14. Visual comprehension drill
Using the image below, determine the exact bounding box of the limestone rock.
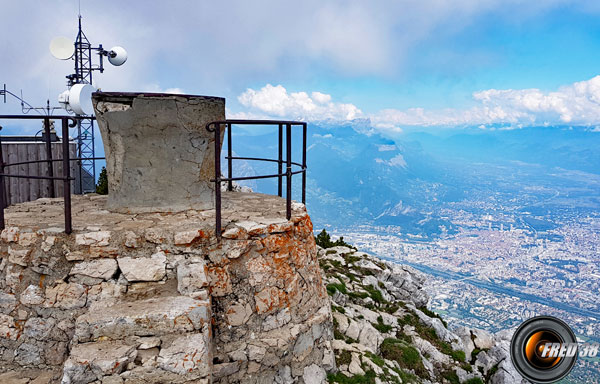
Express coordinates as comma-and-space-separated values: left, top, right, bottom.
8, 247, 32, 266
226, 302, 252, 326
177, 260, 209, 296
157, 333, 210, 377
174, 229, 207, 245
75, 296, 210, 342
1, 226, 19, 242
472, 328, 494, 350
19, 285, 44, 306
0, 292, 18, 313
0, 314, 17, 340
75, 231, 111, 247
303, 364, 326, 383
358, 322, 384, 352
45, 283, 87, 309
14, 342, 43, 366
70, 259, 118, 281
62, 341, 136, 382
18, 232, 38, 247
138, 336, 161, 350
24, 317, 56, 340
117, 251, 166, 282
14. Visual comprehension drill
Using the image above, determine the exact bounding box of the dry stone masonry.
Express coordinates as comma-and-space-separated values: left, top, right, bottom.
0, 192, 334, 383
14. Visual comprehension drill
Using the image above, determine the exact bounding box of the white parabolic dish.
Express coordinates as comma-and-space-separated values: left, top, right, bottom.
69, 84, 95, 115
49, 37, 74, 60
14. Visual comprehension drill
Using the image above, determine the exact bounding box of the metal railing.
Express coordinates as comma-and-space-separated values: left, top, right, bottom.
0, 115, 104, 234
206, 120, 307, 237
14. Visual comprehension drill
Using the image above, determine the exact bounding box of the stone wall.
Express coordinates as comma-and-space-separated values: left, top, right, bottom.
0, 192, 334, 383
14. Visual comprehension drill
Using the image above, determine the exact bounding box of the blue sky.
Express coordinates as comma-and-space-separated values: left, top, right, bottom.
2, 1, 600, 135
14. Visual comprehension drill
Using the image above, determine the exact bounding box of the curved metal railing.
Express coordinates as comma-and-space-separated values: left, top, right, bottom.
206, 120, 307, 237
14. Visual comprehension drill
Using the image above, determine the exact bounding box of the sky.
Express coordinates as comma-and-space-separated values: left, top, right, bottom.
2, 0, 600, 136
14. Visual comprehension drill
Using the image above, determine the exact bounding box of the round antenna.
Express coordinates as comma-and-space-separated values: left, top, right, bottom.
50, 37, 74, 60
107, 46, 127, 66
69, 84, 95, 115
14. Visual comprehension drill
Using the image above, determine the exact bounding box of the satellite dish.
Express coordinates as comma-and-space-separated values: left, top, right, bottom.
68, 84, 95, 115
107, 46, 127, 66
50, 37, 74, 60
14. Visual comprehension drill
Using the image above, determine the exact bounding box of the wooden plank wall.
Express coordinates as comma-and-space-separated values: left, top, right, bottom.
1, 142, 79, 205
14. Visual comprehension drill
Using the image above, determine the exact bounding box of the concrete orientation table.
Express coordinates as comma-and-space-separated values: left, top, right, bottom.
92, 92, 225, 212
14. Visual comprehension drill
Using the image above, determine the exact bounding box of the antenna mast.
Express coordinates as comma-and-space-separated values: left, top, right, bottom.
66, 16, 96, 193
51, 13, 127, 193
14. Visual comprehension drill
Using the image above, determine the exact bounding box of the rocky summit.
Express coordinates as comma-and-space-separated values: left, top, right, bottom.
318, 245, 524, 384
0, 190, 525, 384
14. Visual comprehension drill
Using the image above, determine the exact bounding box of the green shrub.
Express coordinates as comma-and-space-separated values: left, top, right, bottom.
451, 349, 466, 362
441, 371, 460, 384
326, 283, 348, 296
380, 338, 427, 378
348, 291, 369, 300
327, 370, 376, 384
332, 305, 346, 314
363, 285, 386, 305
336, 350, 352, 366
464, 378, 484, 384
365, 351, 385, 367
373, 315, 393, 333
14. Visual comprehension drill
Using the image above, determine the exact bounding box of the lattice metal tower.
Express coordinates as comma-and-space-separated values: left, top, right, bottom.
66, 16, 96, 193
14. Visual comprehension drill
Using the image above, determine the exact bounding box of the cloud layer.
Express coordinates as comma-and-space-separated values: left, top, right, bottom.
236, 76, 600, 131
237, 84, 361, 121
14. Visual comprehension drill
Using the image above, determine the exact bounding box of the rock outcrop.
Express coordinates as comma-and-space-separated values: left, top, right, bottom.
318, 245, 524, 384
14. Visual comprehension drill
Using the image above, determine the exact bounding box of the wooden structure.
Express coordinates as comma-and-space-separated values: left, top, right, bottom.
1, 138, 79, 205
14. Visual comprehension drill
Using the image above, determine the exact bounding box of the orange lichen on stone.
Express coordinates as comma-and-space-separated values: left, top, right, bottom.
254, 286, 288, 314
207, 265, 232, 296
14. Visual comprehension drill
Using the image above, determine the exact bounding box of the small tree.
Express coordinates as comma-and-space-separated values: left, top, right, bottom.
96, 167, 108, 195
315, 229, 334, 248
315, 229, 356, 249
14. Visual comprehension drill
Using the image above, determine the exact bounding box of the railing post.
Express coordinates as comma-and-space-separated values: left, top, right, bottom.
278, 124, 283, 197
302, 123, 307, 205
62, 118, 72, 234
77, 120, 83, 194
43, 117, 55, 198
227, 123, 232, 192
214, 123, 222, 238
0, 128, 5, 231
286, 123, 292, 220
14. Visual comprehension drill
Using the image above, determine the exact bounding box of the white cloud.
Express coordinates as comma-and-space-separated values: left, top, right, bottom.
238, 76, 600, 131
238, 84, 362, 121
371, 75, 600, 130
4, 0, 600, 119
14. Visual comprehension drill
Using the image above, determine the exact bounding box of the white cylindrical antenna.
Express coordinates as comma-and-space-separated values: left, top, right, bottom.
68, 84, 95, 115
107, 46, 128, 66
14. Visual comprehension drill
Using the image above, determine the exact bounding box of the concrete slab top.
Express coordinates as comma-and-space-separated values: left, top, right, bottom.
3, 192, 306, 234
